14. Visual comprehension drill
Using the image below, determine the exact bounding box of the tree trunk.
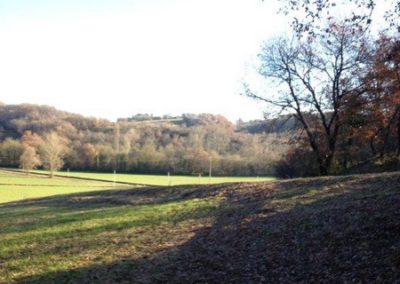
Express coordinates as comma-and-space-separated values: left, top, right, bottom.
342, 136, 353, 171
319, 162, 328, 176
397, 113, 400, 157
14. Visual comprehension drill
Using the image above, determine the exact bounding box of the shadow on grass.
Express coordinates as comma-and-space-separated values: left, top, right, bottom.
0, 185, 225, 267
0, 184, 226, 232
5, 174, 400, 283
0, 183, 226, 209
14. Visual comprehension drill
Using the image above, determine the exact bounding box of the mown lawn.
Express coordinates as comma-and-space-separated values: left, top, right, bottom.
34, 170, 275, 186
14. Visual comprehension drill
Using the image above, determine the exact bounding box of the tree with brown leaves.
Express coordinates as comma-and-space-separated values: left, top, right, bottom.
39, 132, 67, 178
20, 146, 41, 174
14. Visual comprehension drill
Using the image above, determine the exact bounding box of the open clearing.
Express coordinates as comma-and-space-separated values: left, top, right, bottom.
33, 170, 275, 186
0, 172, 399, 283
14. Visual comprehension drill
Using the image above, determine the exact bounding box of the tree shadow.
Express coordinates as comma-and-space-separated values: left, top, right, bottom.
9, 174, 400, 283
0, 183, 230, 210
0, 184, 228, 235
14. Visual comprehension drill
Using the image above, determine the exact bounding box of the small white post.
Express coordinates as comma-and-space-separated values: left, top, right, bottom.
113, 170, 116, 187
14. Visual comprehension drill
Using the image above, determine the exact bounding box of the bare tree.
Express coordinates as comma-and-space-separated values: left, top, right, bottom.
39, 132, 67, 178
245, 24, 370, 175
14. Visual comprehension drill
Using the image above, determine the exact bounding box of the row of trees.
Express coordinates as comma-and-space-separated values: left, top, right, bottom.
1, 132, 66, 177
0, 107, 289, 176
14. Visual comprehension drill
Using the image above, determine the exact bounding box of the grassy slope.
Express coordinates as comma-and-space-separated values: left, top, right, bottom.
0, 172, 129, 203
34, 170, 274, 186
1, 172, 399, 283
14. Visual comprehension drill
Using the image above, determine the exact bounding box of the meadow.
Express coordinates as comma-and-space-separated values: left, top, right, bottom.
0, 172, 398, 282
0, 169, 273, 204
0, 171, 129, 204
34, 170, 275, 186
0, 172, 222, 283
0, 169, 398, 282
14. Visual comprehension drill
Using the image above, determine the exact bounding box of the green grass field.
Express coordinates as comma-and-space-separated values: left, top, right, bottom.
0, 171, 130, 204
0, 172, 399, 282
0, 170, 273, 282
0, 169, 274, 204
34, 170, 275, 186
0, 181, 221, 283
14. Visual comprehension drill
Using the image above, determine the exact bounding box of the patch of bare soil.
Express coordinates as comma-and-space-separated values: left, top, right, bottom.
139, 173, 400, 283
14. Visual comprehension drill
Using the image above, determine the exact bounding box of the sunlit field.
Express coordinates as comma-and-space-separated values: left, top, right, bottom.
34, 170, 275, 186
0, 171, 129, 204
0, 169, 274, 204
0, 186, 220, 283
1, 173, 398, 282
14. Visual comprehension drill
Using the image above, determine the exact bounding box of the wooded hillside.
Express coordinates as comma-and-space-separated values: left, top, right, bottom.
0, 103, 289, 176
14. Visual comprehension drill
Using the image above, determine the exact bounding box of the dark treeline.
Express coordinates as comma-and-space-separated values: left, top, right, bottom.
0, 103, 289, 176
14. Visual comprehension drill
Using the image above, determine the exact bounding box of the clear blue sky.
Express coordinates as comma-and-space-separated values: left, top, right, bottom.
0, 0, 287, 121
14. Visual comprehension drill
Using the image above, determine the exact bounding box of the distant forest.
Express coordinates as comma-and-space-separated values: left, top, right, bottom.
0, 103, 291, 176
1, 101, 399, 178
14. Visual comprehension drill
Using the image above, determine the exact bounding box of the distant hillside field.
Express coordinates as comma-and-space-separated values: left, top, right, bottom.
1, 172, 399, 283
